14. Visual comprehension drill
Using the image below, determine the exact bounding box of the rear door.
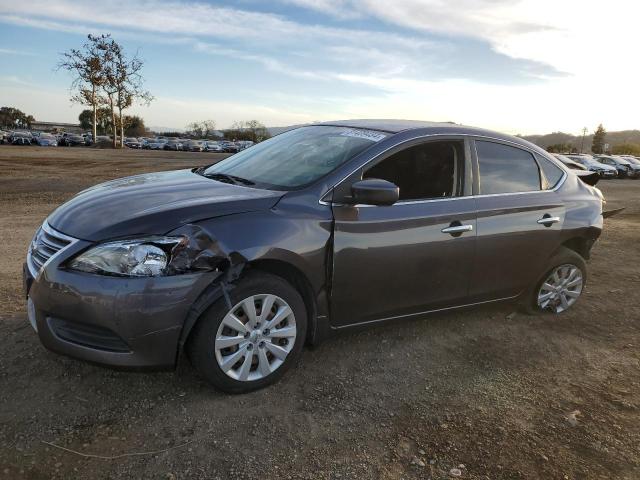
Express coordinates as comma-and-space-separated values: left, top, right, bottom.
468, 139, 566, 302
329, 138, 477, 327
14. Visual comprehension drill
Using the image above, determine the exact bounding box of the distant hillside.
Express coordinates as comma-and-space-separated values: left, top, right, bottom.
520, 130, 640, 152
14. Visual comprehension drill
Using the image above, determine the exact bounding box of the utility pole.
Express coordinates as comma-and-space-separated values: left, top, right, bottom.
580, 127, 587, 153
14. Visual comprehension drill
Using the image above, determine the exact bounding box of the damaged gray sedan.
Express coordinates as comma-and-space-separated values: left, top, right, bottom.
24, 120, 605, 393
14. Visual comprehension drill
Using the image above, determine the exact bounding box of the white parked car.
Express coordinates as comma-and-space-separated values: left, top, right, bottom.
204, 141, 224, 152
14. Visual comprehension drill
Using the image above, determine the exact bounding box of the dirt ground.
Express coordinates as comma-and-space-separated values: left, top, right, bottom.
0, 146, 638, 480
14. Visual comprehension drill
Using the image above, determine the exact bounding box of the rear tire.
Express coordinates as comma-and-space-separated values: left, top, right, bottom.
521, 247, 587, 315
187, 272, 307, 393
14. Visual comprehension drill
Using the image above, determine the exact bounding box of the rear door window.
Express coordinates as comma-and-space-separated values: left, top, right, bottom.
476, 141, 541, 195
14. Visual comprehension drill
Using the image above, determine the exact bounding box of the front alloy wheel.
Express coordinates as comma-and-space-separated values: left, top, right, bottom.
187, 272, 307, 393
537, 264, 583, 313
215, 294, 297, 381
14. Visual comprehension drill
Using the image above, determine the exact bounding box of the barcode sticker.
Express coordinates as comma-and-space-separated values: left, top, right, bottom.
340, 129, 387, 142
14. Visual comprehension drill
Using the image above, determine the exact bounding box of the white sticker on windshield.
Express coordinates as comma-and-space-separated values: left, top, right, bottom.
340, 128, 387, 142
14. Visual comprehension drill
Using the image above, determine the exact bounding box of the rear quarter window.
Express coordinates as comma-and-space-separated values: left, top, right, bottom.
536, 155, 565, 189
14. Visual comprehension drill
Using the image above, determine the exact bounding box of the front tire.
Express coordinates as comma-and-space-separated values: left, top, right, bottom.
187, 272, 307, 393
522, 247, 587, 315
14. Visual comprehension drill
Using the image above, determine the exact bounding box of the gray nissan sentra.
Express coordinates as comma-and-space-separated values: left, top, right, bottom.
24, 120, 605, 393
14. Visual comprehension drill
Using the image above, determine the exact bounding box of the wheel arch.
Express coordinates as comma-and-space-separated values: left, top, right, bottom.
560, 229, 600, 260
247, 258, 318, 345
178, 257, 321, 364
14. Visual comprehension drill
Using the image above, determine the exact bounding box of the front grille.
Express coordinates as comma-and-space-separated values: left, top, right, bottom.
28, 221, 77, 275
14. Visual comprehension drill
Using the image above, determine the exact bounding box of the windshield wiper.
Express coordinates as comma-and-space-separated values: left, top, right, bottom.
202, 172, 255, 186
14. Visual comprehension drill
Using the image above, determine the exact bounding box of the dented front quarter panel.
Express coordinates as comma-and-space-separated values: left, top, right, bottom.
171, 191, 335, 314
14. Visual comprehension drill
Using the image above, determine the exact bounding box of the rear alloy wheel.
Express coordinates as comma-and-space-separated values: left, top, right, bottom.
523, 246, 587, 315
536, 264, 584, 313
188, 273, 307, 393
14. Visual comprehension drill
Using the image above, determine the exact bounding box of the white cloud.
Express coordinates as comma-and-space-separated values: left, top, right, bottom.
280, 0, 361, 19
0, 78, 336, 128
141, 96, 330, 129
0, 0, 638, 133
0, 48, 36, 56
0, 0, 427, 49
276, 0, 639, 79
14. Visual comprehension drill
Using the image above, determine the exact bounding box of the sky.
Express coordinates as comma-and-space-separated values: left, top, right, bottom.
0, 0, 638, 135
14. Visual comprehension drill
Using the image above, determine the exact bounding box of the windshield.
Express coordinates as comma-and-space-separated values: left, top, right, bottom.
203, 126, 388, 190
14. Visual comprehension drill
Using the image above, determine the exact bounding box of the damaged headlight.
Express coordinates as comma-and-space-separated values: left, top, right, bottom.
68, 225, 233, 277
69, 236, 184, 277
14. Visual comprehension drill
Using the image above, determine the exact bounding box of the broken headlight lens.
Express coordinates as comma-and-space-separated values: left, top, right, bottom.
68, 236, 184, 277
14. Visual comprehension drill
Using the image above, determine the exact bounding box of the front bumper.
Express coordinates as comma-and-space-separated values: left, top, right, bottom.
23, 240, 218, 369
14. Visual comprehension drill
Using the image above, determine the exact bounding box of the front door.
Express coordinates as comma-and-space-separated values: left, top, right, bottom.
329, 139, 477, 327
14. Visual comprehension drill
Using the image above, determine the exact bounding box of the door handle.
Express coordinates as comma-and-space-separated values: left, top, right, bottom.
441, 223, 473, 235
537, 215, 560, 226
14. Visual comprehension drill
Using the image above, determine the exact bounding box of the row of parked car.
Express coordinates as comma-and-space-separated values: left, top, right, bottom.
0, 130, 253, 153
0, 130, 79, 146
553, 153, 640, 179
125, 137, 253, 153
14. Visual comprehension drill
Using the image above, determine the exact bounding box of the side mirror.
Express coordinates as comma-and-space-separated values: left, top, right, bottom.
351, 179, 399, 206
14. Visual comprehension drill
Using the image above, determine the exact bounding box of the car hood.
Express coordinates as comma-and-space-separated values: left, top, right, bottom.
47, 169, 284, 241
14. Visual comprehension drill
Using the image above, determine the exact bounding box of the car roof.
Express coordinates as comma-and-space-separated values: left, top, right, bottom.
318, 119, 474, 133
315, 119, 547, 154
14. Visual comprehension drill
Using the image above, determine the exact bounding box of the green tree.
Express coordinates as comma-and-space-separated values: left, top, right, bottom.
79, 108, 113, 134
592, 124, 606, 154
124, 115, 147, 136
0, 107, 34, 129
78, 109, 92, 130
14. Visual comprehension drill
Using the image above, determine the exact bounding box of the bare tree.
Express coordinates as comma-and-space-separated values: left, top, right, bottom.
58, 34, 110, 144
245, 120, 270, 142
186, 120, 217, 138
101, 58, 119, 148
228, 120, 270, 142
201, 119, 217, 138
103, 38, 153, 148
